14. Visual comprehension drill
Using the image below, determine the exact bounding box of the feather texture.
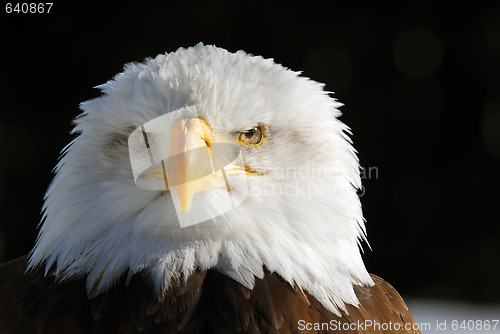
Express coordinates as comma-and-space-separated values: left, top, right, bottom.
28, 44, 372, 314
1, 256, 420, 333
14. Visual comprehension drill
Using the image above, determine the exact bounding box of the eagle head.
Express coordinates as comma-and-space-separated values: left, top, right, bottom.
29, 44, 373, 315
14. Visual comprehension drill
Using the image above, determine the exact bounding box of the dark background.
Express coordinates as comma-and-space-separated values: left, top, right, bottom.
1, 1, 499, 304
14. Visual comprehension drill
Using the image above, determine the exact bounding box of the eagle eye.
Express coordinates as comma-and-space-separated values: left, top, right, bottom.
238, 126, 263, 146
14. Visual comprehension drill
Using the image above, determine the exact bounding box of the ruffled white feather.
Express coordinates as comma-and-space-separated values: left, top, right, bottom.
29, 44, 373, 316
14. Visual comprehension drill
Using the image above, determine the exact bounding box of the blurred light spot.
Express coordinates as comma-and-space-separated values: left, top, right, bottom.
481, 97, 500, 160
393, 27, 443, 79
410, 299, 500, 333
393, 79, 444, 121
303, 46, 352, 95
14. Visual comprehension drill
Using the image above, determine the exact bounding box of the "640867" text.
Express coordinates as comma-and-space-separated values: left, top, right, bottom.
5, 3, 53, 14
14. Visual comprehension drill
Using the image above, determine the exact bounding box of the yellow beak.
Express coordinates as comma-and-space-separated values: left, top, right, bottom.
167, 118, 218, 213
142, 117, 259, 214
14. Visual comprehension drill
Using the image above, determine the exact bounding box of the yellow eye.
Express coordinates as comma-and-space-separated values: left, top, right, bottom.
238, 126, 263, 146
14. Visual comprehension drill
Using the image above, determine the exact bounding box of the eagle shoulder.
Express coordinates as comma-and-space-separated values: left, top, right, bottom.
0, 256, 208, 333
205, 271, 421, 334
0, 258, 420, 334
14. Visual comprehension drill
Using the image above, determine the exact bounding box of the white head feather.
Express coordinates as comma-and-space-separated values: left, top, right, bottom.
29, 44, 373, 315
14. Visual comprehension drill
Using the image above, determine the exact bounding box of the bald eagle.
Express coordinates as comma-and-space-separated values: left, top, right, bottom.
0, 44, 420, 333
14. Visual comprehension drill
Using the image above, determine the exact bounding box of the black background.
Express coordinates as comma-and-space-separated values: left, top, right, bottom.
1, 1, 499, 304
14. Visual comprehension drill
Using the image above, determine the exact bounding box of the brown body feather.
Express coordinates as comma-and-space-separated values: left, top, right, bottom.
0, 256, 420, 334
